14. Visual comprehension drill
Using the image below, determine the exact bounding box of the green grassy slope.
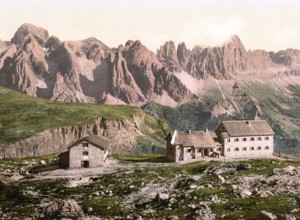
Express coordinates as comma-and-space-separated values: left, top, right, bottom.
243, 82, 300, 154
0, 87, 171, 149
143, 82, 300, 155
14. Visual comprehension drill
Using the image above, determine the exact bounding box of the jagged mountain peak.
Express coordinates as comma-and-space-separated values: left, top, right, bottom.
125, 40, 142, 49
123, 40, 162, 68
11, 23, 49, 46
45, 36, 62, 49
222, 34, 246, 50
1, 23, 300, 108
81, 37, 109, 49
157, 40, 181, 72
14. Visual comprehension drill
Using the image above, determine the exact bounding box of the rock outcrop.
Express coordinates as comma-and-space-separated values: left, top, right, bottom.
0, 112, 147, 158
0, 24, 194, 106
186, 202, 215, 220
157, 41, 181, 72
38, 198, 83, 219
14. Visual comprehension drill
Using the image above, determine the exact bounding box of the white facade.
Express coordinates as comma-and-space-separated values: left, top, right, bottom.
222, 135, 273, 158
166, 120, 275, 161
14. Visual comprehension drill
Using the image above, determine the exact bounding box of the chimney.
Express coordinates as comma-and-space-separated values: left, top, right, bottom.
188, 130, 192, 134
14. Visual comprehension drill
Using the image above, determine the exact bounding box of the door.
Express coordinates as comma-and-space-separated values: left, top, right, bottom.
179, 147, 183, 161
81, 161, 89, 168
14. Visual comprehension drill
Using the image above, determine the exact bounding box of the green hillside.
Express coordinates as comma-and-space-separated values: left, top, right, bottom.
0, 87, 170, 149
243, 82, 300, 154
143, 83, 300, 155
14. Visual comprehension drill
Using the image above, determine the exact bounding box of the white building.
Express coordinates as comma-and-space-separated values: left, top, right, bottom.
215, 120, 274, 158
166, 120, 274, 162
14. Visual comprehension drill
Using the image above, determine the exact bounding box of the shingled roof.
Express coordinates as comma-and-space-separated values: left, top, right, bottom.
219, 120, 274, 137
170, 131, 219, 149
68, 135, 110, 150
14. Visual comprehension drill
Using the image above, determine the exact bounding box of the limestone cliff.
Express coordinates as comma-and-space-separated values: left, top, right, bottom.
0, 112, 154, 158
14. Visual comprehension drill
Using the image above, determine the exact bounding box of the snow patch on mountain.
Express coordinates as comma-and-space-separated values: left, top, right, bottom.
173, 71, 203, 95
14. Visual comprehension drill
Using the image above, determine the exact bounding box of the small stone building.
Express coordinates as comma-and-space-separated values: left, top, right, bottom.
165, 130, 221, 162
59, 135, 109, 169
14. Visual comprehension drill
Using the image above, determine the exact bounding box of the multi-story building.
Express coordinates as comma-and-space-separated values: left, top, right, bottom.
166, 120, 274, 162
215, 120, 274, 158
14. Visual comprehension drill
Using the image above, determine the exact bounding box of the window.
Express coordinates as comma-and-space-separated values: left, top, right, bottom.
242, 147, 247, 151
83, 143, 89, 151
227, 138, 231, 142
210, 149, 213, 152
242, 138, 247, 142
217, 148, 221, 151
250, 137, 255, 141
265, 146, 269, 150
250, 147, 254, 151
257, 146, 262, 150
234, 147, 239, 152
187, 149, 192, 153
83, 151, 88, 156
258, 137, 262, 141
234, 138, 239, 142
197, 149, 202, 153
227, 148, 230, 152
264, 137, 269, 140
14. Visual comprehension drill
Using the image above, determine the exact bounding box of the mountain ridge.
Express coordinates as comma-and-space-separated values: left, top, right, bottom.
1, 23, 300, 107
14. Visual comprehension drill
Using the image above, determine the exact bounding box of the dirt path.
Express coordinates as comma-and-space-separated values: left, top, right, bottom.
31, 159, 176, 180
30, 155, 282, 181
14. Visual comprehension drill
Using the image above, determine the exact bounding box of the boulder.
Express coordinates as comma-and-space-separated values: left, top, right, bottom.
158, 193, 169, 200
38, 198, 83, 218
186, 202, 215, 220
236, 163, 252, 171
279, 214, 296, 220
39, 160, 46, 166
257, 210, 277, 220
239, 189, 252, 198
59, 199, 84, 218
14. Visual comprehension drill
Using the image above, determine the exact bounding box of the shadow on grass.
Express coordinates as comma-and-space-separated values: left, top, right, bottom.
112, 154, 171, 163
29, 164, 59, 174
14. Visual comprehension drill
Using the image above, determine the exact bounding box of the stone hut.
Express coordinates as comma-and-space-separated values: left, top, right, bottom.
165, 130, 221, 162
59, 135, 109, 169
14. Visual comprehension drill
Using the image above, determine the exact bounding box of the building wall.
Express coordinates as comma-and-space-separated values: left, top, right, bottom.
89, 147, 106, 167
182, 146, 195, 161
69, 142, 107, 169
223, 135, 274, 158
166, 142, 176, 162
59, 151, 69, 168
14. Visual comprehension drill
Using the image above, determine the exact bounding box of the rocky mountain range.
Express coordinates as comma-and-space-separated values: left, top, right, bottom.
1, 23, 300, 154
1, 23, 300, 107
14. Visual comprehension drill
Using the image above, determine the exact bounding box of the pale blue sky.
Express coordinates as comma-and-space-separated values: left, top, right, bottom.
0, 0, 300, 52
